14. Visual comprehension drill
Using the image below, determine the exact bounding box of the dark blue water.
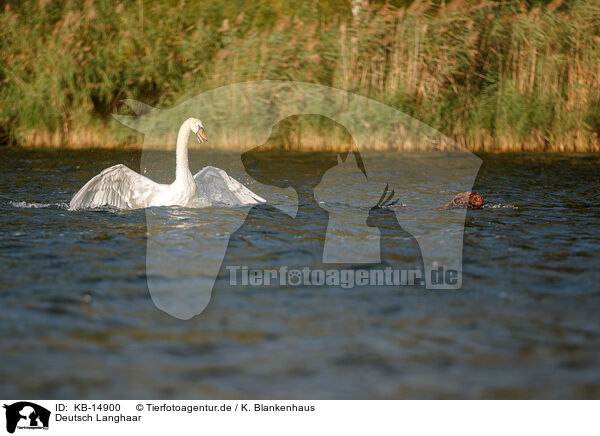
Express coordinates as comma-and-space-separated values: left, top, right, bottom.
1, 147, 599, 398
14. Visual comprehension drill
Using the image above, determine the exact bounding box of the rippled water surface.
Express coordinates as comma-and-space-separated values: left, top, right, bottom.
1, 147, 599, 399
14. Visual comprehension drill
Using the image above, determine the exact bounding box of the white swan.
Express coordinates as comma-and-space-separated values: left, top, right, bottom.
69, 118, 265, 210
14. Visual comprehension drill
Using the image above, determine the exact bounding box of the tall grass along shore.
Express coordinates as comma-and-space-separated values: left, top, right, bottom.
1, 0, 599, 151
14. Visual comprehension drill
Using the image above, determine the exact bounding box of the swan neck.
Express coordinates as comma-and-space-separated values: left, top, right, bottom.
175, 120, 192, 182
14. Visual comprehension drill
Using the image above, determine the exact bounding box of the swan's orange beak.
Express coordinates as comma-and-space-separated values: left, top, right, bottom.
196, 127, 208, 143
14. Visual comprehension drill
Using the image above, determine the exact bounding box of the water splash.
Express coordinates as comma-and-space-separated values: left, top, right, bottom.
483, 203, 518, 209
8, 200, 69, 210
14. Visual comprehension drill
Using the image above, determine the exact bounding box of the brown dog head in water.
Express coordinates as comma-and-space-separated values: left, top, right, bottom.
439, 191, 485, 210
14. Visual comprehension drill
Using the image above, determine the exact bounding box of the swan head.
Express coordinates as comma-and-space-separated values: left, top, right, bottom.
188, 117, 208, 143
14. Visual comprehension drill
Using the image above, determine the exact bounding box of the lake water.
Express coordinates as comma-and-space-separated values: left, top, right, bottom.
1, 147, 599, 399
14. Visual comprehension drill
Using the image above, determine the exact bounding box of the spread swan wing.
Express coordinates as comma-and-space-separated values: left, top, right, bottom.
69, 164, 162, 210
193, 166, 265, 206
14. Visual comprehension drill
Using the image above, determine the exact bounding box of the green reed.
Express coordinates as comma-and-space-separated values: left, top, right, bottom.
0, 0, 599, 151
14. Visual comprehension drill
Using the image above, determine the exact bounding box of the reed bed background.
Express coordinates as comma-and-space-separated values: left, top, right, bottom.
1, 0, 599, 151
